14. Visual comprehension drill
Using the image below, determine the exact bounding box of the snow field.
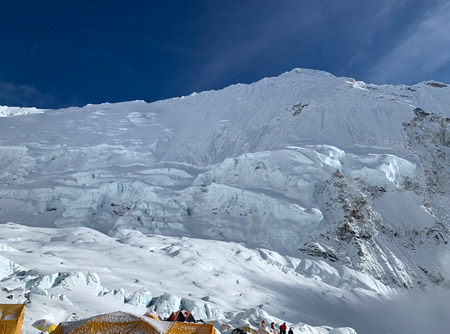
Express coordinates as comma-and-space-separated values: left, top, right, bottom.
0, 223, 383, 333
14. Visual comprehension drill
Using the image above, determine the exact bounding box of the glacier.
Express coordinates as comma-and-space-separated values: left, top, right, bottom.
0, 68, 449, 333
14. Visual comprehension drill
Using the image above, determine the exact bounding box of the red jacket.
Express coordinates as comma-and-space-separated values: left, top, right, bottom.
280, 324, 287, 331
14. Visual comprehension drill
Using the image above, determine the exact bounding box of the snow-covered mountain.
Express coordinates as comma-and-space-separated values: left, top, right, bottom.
1, 69, 450, 333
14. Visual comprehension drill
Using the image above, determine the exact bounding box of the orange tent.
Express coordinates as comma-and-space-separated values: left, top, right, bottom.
52, 311, 173, 334
168, 310, 195, 322
0, 304, 25, 334
169, 321, 215, 334
144, 310, 161, 320
53, 311, 216, 334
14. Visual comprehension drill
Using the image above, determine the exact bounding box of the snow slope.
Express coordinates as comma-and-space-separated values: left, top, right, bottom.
1, 69, 450, 333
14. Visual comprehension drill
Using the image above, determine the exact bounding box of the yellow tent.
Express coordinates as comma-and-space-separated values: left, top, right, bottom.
53, 311, 216, 334
168, 321, 215, 334
0, 304, 25, 334
32, 318, 58, 332
53, 311, 175, 334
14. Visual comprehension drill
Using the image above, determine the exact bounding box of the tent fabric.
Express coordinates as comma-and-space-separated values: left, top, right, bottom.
167, 321, 215, 334
0, 304, 25, 334
144, 310, 160, 320
54, 311, 216, 334
241, 326, 257, 334
32, 319, 57, 332
168, 310, 196, 323
46, 324, 58, 332
256, 328, 270, 334
53, 311, 174, 334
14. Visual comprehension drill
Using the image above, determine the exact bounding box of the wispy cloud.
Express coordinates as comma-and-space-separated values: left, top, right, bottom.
367, 1, 450, 84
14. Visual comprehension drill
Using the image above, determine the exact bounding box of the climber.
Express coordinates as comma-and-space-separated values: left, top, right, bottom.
280, 322, 287, 334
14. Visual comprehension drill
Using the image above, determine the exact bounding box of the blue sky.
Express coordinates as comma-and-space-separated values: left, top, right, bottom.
0, 0, 449, 108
